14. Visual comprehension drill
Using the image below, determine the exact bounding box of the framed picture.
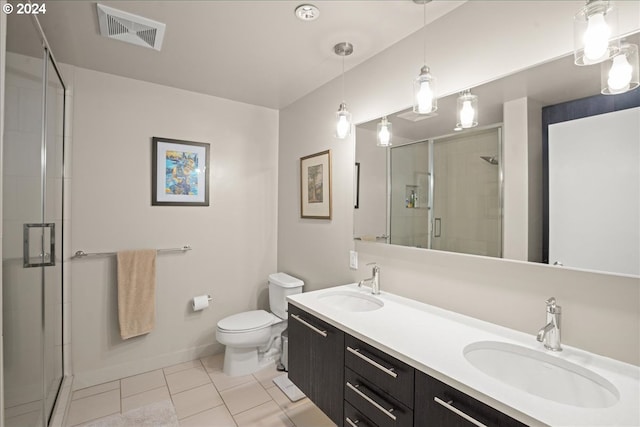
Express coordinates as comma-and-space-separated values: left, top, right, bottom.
152, 137, 210, 206
300, 150, 332, 219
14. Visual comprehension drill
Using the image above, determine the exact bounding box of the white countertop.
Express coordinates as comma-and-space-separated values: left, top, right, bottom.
287, 284, 640, 427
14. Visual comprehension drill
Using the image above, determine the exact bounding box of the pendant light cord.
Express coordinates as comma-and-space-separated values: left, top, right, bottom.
423, 0, 427, 65
342, 53, 346, 103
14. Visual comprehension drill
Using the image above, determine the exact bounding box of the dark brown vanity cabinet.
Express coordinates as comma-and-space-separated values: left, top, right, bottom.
414, 371, 528, 427
344, 335, 415, 427
287, 304, 344, 426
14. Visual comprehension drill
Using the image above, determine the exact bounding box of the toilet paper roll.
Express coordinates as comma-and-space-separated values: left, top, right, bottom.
192, 295, 210, 311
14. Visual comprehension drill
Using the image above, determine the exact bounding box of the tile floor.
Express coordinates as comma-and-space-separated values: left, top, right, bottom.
64, 354, 337, 427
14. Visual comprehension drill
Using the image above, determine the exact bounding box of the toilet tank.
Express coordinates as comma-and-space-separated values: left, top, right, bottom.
268, 273, 304, 319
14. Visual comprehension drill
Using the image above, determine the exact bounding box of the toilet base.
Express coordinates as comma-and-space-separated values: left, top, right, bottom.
223, 344, 281, 377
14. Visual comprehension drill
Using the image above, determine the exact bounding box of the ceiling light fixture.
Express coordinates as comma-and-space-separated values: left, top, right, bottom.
334, 42, 353, 139
295, 4, 320, 21
413, 0, 437, 115
573, 0, 619, 65
601, 43, 639, 95
377, 116, 393, 147
457, 89, 478, 129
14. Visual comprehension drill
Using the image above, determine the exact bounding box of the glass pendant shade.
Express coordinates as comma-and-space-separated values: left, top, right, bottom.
376, 116, 392, 147
574, 0, 619, 65
413, 66, 437, 114
601, 43, 639, 95
335, 102, 351, 139
457, 90, 478, 129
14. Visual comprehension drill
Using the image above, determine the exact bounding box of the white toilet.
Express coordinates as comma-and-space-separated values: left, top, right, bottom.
216, 272, 304, 376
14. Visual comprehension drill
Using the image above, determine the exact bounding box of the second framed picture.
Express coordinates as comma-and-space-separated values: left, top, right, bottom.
300, 150, 332, 219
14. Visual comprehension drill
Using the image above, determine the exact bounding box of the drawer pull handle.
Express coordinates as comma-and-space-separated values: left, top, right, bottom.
347, 346, 398, 378
345, 417, 360, 427
291, 314, 327, 337
434, 397, 488, 427
346, 381, 397, 421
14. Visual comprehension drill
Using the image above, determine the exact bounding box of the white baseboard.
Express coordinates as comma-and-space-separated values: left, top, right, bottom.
72, 343, 222, 390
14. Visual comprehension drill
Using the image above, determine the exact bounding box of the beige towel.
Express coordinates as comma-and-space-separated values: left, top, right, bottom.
117, 249, 157, 340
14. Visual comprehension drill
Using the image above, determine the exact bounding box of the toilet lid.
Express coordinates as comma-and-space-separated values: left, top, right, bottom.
217, 310, 275, 332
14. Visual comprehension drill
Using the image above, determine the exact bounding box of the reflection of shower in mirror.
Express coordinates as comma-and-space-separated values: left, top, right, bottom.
480, 156, 499, 165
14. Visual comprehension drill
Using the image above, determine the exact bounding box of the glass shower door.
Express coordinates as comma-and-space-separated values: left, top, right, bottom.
3, 14, 64, 427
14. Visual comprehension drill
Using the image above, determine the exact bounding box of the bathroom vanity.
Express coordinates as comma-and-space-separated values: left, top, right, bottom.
287, 285, 640, 427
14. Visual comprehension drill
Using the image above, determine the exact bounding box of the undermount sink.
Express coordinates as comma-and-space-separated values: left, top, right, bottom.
464, 341, 619, 408
317, 290, 384, 312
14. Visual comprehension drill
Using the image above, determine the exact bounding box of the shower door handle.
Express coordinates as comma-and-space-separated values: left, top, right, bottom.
433, 218, 441, 238
23, 223, 56, 268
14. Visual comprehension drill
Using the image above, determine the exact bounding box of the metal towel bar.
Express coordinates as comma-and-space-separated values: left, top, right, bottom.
71, 245, 191, 259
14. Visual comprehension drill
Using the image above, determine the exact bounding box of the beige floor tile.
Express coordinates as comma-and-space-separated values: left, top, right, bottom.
266, 386, 308, 413
209, 369, 254, 392
165, 366, 211, 395
252, 363, 283, 389
233, 401, 293, 427
121, 386, 171, 413
172, 383, 224, 420
220, 379, 273, 415
121, 369, 166, 398
285, 400, 336, 427
164, 359, 204, 376
179, 405, 237, 427
66, 389, 120, 426
72, 380, 120, 401
201, 353, 225, 373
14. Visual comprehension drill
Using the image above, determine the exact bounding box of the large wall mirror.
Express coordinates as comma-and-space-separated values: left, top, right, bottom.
354, 32, 639, 277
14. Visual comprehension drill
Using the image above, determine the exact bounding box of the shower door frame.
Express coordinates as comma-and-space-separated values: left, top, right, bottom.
2, 13, 67, 427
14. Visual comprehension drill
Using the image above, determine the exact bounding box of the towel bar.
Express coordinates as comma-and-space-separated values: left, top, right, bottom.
72, 245, 191, 259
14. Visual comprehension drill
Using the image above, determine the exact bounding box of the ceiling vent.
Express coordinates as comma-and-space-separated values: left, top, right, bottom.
96, 4, 166, 51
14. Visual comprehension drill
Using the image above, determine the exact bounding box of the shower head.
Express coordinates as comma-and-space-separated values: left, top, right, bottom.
480, 156, 499, 165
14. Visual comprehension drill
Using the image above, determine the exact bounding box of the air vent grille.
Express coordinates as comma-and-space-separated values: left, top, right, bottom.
97, 4, 165, 51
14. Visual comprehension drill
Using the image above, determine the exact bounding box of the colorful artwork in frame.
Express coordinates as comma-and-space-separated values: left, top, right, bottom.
152, 137, 210, 206
300, 150, 332, 219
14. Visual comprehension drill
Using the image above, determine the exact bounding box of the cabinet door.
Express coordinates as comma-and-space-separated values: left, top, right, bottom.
288, 304, 344, 425
415, 371, 528, 427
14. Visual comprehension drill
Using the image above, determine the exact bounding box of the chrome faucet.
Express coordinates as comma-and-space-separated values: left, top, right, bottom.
537, 297, 562, 351
358, 263, 380, 295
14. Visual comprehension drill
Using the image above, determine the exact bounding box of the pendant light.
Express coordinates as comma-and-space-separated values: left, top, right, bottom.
456, 90, 478, 129
412, 0, 437, 115
376, 116, 392, 147
601, 43, 639, 95
574, 0, 619, 66
334, 42, 353, 139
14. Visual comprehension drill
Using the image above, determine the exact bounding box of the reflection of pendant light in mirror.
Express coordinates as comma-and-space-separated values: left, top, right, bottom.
574, 0, 619, 65
377, 116, 392, 147
601, 43, 639, 95
412, 0, 437, 114
334, 42, 353, 139
457, 90, 478, 129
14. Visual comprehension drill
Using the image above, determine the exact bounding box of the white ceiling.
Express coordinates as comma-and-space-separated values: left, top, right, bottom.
7, 0, 466, 109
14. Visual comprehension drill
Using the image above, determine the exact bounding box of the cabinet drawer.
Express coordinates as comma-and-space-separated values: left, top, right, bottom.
345, 335, 414, 409
345, 368, 413, 427
344, 401, 377, 427
415, 371, 528, 427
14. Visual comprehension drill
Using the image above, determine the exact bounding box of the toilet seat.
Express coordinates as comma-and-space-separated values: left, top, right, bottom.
217, 310, 276, 333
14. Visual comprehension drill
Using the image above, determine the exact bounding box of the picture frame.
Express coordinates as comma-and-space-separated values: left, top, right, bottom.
152, 137, 210, 206
300, 150, 332, 219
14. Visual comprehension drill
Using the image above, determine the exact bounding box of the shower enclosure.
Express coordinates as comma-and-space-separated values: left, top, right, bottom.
389, 127, 503, 257
3, 12, 66, 427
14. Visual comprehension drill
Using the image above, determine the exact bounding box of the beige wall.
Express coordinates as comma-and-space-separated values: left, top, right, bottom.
1, 4, 7, 424
278, 1, 640, 365
70, 67, 279, 388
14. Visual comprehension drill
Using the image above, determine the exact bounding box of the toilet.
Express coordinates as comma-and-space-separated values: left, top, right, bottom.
216, 272, 304, 376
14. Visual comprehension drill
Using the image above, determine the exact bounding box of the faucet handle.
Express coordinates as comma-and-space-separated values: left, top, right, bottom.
545, 297, 561, 314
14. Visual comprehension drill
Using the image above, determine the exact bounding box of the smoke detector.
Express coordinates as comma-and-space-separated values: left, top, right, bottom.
96, 4, 166, 51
